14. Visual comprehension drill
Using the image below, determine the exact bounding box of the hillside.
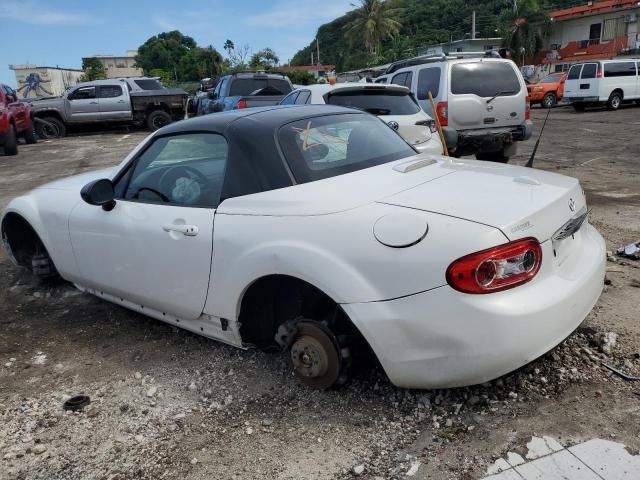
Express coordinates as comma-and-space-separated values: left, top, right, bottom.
290, 0, 583, 71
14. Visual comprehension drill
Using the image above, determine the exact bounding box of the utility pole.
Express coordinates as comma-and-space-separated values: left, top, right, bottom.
311, 52, 314, 65
472, 11, 476, 40
316, 38, 321, 66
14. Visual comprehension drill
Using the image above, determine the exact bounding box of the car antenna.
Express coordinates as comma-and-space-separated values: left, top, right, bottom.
525, 107, 551, 168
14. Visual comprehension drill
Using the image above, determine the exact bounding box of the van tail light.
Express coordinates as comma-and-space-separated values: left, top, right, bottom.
416, 119, 438, 133
446, 238, 542, 294
436, 102, 448, 127
525, 96, 531, 120
597, 64, 603, 78
235, 99, 248, 109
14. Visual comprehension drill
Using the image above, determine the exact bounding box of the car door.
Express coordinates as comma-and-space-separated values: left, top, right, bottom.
98, 84, 131, 121
3, 85, 29, 131
577, 63, 598, 99
67, 86, 100, 122
69, 132, 229, 320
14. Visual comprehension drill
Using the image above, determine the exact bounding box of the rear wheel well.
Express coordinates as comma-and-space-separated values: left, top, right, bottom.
1, 213, 57, 277
238, 275, 363, 349
611, 88, 623, 99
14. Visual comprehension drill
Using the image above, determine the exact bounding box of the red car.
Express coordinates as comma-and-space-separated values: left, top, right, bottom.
527, 72, 567, 108
1, 84, 36, 156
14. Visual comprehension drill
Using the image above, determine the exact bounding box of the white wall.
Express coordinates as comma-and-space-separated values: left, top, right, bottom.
12, 67, 83, 98
549, 9, 640, 46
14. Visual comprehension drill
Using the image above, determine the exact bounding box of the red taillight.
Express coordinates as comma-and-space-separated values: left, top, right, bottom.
436, 102, 448, 127
597, 65, 603, 78
416, 119, 438, 133
446, 238, 542, 294
525, 96, 531, 120
235, 99, 248, 109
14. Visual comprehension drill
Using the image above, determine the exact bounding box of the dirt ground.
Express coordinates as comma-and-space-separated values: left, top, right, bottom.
0, 106, 639, 480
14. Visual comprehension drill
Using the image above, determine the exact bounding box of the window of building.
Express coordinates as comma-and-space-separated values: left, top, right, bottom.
602, 17, 624, 42
589, 23, 602, 45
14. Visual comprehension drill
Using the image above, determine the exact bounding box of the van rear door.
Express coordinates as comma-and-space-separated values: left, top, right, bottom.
564, 63, 598, 100
447, 61, 525, 130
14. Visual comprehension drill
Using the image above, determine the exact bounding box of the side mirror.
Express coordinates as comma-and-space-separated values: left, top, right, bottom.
81, 178, 116, 211
441, 127, 459, 153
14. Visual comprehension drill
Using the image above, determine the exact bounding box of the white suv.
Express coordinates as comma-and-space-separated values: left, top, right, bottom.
384, 54, 533, 162
280, 83, 454, 156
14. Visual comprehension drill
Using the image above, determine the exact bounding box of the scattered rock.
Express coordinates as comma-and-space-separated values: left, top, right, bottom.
32, 445, 47, 455
134, 372, 142, 380
353, 464, 365, 475
146, 386, 157, 398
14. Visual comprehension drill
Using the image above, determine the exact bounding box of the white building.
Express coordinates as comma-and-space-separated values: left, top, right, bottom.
84, 50, 143, 78
417, 37, 503, 56
9, 64, 84, 99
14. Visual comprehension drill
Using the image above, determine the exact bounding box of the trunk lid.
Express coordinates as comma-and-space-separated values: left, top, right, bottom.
379, 160, 586, 242
448, 60, 527, 130
379, 112, 433, 147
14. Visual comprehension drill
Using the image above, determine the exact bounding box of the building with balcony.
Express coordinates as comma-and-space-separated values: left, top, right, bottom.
537, 0, 640, 74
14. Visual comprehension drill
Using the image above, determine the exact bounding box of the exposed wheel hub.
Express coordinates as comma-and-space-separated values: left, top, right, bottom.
288, 321, 343, 389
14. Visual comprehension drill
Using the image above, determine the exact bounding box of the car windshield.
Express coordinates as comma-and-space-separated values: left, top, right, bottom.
540, 73, 563, 83
134, 79, 164, 90
326, 89, 420, 116
451, 62, 521, 97
278, 113, 416, 183
229, 78, 292, 96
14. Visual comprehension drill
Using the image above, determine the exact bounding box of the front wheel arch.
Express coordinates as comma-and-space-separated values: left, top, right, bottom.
1, 212, 58, 277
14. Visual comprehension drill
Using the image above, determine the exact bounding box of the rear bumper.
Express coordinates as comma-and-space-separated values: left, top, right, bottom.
456, 120, 532, 155
343, 223, 606, 389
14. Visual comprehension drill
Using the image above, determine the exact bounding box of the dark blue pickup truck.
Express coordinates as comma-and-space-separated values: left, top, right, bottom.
198, 72, 293, 114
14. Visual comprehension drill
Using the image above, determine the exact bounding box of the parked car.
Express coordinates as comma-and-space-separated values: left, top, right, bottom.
1, 105, 605, 390
29, 77, 187, 137
563, 60, 640, 111
0, 84, 36, 155
198, 72, 293, 114
280, 83, 454, 155
384, 53, 533, 162
189, 77, 219, 117
527, 72, 567, 107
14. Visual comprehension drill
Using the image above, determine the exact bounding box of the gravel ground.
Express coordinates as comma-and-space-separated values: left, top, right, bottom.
1, 106, 639, 480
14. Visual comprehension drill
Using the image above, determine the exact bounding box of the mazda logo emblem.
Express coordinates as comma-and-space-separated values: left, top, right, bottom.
388, 121, 399, 131
568, 198, 576, 212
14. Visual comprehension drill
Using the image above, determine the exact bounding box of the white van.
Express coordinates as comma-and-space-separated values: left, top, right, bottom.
564, 59, 640, 111
387, 54, 532, 162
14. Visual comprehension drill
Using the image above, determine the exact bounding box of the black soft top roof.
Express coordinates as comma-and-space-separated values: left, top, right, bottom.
159, 105, 362, 136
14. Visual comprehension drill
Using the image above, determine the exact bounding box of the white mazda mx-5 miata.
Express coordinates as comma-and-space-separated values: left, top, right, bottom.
1, 105, 605, 389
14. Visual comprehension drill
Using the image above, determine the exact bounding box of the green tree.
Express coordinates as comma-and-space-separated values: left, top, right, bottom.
284, 70, 317, 86
136, 31, 223, 81
499, 0, 551, 65
80, 57, 106, 81
148, 68, 176, 87
345, 0, 402, 56
249, 48, 280, 69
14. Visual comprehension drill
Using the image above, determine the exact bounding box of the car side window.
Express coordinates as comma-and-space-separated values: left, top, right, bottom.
99, 85, 123, 98
280, 91, 299, 105
581, 63, 597, 79
118, 133, 229, 208
217, 78, 229, 97
567, 65, 582, 80
69, 87, 96, 100
295, 91, 311, 104
391, 72, 408, 87
417, 67, 441, 100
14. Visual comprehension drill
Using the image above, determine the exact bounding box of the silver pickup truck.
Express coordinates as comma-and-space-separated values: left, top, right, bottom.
29, 77, 187, 137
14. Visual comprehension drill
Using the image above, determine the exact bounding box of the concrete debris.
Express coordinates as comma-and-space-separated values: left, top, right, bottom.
598, 332, 618, 355
352, 464, 365, 475
617, 240, 640, 260
145, 386, 157, 398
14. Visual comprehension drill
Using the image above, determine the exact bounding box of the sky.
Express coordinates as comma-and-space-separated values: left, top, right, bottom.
0, 0, 355, 87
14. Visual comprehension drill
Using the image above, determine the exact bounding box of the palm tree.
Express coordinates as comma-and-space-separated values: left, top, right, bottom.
499, 0, 551, 65
345, 0, 402, 56
223, 39, 235, 56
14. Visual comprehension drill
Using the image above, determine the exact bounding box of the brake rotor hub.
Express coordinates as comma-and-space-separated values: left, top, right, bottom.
288, 321, 342, 389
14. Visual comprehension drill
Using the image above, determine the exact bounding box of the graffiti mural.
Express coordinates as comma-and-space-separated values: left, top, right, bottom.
16, 72, 53, 98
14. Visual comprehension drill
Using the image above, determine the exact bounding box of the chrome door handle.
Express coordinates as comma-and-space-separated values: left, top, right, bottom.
162, 224, 199, 236
117, 100, 126, 103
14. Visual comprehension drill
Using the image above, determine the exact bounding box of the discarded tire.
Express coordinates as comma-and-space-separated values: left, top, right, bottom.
62, 395, 91, 411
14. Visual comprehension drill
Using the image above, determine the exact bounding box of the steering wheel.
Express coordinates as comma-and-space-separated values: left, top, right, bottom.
159, 165, 208, 193
132, 187, 170, 202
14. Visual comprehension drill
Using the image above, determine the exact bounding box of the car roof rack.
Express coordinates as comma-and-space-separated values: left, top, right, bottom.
384, 50, 502, 74
230, 70, 287, 77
